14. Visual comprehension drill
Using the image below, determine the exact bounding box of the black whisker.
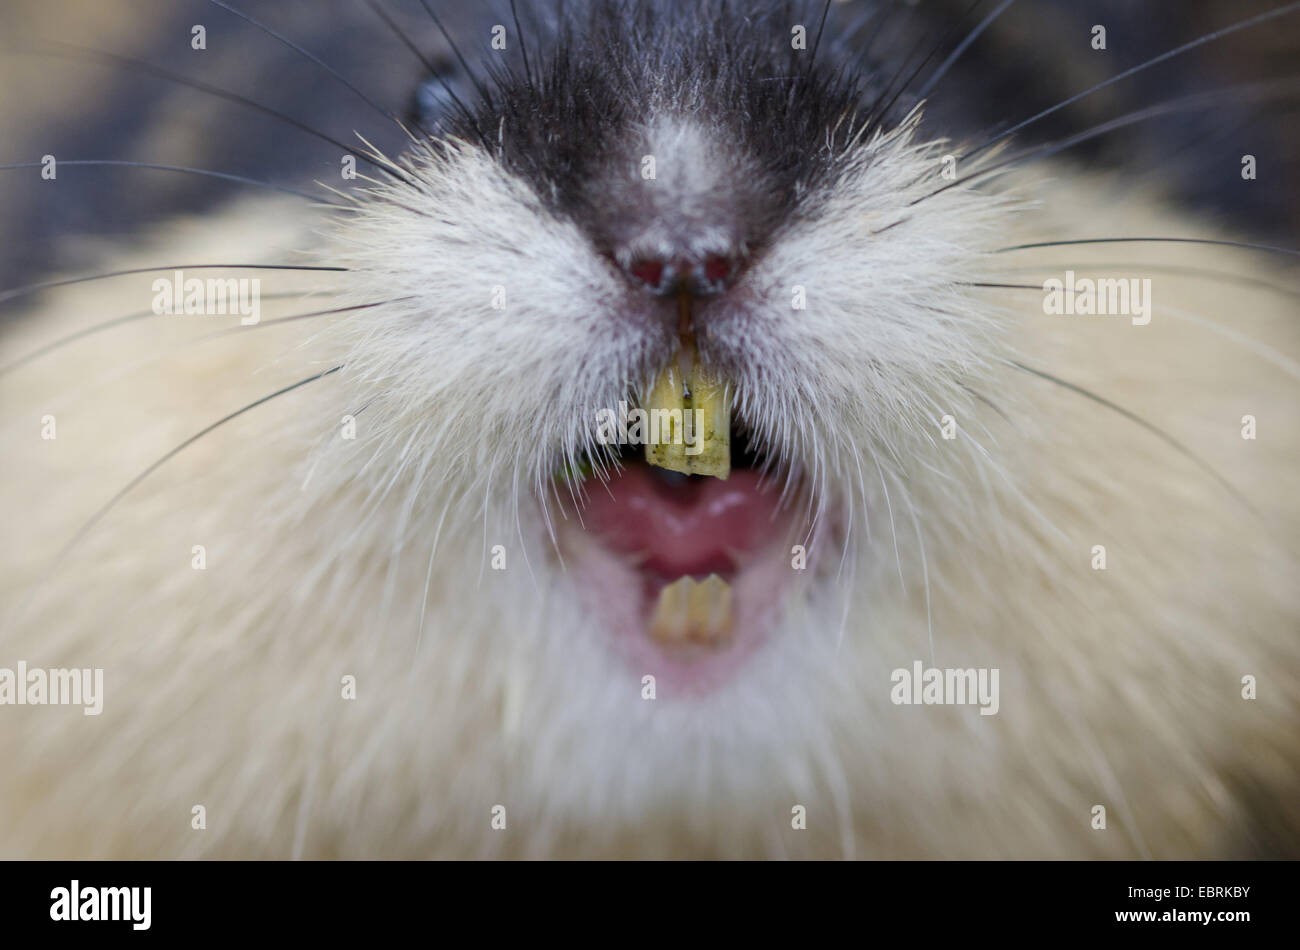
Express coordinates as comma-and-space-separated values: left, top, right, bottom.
362, 0, 490, 151
0, 265, 346, 308
997, 238, 1300, 259
855, 1, 952, 137
0, 160, 337, 205
968, 265, 1300, 300
203, 0, 401, 131
1006, 360, 1258, 517
363, 0, 439, 77
916, 80, 1300, 204
55, 366, 344, 561
862, 0, 986, 138
804, 0, 832, 80
0, 291, 343, 376
962, 385, 1018, 430
846, 0, 897, 65
416, 0, 492, 102
960, 0, 1300, 163
199, 298, 417, 339
870, 216, 911, 236
999, 262, 1300, 303
915, 0, 1016, 100
22, 39, 408, 182
510, 0, 535, 92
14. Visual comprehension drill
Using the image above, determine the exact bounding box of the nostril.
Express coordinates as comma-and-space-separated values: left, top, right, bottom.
629, 258, 666, 290
623, 253, 740, 296
702, 254, 735, 286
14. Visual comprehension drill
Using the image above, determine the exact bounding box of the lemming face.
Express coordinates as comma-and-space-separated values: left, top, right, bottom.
0, 0, 1298, 858
338, 4, 1009, 691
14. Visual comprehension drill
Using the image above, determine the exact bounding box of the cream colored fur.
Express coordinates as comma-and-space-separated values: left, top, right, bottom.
1, 123, 1297, 857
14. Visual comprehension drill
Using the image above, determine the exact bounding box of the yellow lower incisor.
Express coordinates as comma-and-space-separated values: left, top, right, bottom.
648, 574, 734, 645
643, 354, 731, 479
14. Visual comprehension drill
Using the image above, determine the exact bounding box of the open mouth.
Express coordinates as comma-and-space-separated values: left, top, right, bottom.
557, 339, 809, 686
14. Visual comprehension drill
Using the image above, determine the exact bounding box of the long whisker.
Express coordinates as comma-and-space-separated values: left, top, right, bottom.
55, 366, 344, 561
915, 0, 1016, 100
959, 0, 1300, 162
849, 0, 901, 67
198, 298, 417, 339
965, 286, 1300, 374
510, 0, 535, 92
995, 262, 1300, 303
870, 449, 907, 593
203, 0, 402, 131
0, 160, 338, 205
362, 0, 490, 151
893, 470, 935, 664
0, 264, 346, 308
804, 0, 833, 80
918, 80, 1300, 203
363, 0, 439, 77
0, 303, 391, 442
862, 0, 986, 138
996, 238, 1300, 259
415, 0, 491, 103
19, 39, 407, 182
0, 291, 342, 376
962, 385, 1017, 430
1159, 304, 1300, 380
1006, 360, 1258, 516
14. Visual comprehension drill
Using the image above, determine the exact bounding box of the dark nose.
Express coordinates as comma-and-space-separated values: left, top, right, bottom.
624, 253, 740, 297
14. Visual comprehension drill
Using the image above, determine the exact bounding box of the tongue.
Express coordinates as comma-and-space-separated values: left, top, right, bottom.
580, 466, 785, 579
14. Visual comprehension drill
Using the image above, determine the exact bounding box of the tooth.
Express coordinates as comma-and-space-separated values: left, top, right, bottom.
648, 576, 692, 643
643, 361, 687, 475
688, 363, 732, 480
688, 574, 734, 643
644, 343, 731, 480
648, 575, 734, 646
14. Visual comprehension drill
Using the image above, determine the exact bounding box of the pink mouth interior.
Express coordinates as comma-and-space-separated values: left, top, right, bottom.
562, 460, 803, 692
580, 466, 786, 586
